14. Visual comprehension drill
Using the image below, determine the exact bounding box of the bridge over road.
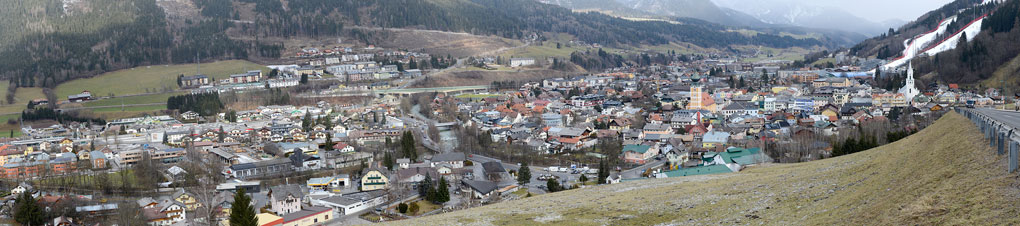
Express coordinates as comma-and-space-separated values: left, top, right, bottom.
958, 108, 1020, 173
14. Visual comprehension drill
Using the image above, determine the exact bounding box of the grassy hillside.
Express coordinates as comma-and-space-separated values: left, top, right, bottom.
0, 87, 45, 115
395, 112, 1019, 225
980, 53, 1020, 90
83, 92, 179, 107
55, 60, 268, 98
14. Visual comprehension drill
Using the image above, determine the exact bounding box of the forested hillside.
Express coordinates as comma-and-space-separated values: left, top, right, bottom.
230, 0, 825, 48
0, 0, 272, 89
846, 0, 1020, 88
850, 0, 992, 60
0, 0, 135, 49
0, 0, 173, 88
912, 0, 1020, 85
0, 0, 827, 90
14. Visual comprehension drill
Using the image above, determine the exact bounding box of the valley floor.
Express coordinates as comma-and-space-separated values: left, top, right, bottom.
386, 112, 1020, 225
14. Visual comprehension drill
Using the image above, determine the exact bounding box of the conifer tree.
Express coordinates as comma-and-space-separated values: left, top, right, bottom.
436, 177, 450, 203
14, 192, 44, 226
229, 188, 259, 226
517, 162, 531, 185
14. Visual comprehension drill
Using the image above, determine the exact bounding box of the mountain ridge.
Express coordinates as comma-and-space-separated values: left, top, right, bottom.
0, 0, 828, 90
538, 0, 866, 46
712, 0, 893, 36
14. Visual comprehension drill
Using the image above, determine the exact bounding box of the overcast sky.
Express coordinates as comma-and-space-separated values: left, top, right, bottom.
806, 0, 956, 22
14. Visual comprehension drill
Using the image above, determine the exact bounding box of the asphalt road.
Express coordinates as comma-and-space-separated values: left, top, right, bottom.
619, 159, 665, 179
467, 154, 668, 191
974, 108, 1020, 128
468, 154, 581, 193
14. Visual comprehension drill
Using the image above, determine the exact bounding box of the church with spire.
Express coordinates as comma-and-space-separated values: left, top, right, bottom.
898, 63, 921, 103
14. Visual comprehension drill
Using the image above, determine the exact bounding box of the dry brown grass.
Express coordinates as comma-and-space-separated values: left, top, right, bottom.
415, 69, 578, 88
383, 112, 1020, 225
381, 30, 520, 58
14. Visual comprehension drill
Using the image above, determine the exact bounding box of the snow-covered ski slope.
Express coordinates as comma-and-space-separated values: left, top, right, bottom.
882, 0, 996, 70
882, 17, 956, 70
922, 14, 987, 56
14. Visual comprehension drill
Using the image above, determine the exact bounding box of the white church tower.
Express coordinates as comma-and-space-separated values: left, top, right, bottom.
898, 63, 921, 103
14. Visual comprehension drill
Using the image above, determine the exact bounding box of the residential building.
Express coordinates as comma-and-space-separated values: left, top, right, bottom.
269, 184, 305, 215
280, 206, 332, 226
510, 58, 536, 67
182, 74, 210, 87
360, 168, 390, 191
622, 144, 658, 164
228, 158, 295, 179
312, 191, 387, 216
430, 152, 466, 168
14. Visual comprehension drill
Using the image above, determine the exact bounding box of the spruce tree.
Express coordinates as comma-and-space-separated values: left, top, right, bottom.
324, 133, 334, 151
229, 188, 259, 226
218, 126, 226, 142
419, 174, 432, 198
401, 131, 417, 160
597, 160, 608, 184
426, 179, 438, 202
546, 179, 561, 192
436, 177, 450, 203
14, 192, 44, 226
517, 162, 531, 185
398, 203, 408, 213
302, 112, 312, 131
384, 152, 394, 170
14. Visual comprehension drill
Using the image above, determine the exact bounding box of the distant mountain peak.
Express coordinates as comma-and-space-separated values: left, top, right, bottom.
712, 0, 887, 36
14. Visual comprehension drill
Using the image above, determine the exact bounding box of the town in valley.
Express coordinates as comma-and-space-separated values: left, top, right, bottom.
1, 0, 1019, 225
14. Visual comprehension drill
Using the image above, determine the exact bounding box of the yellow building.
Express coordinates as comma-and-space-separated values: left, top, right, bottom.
360, 169, 389, 191
688, 85, 717, 112
770, 86, 789, 93
0, 145, 21, 166
258, 213, 283, 226
821, 108, 839, 120
173, 191, 202, 211
281, 207, 332, 226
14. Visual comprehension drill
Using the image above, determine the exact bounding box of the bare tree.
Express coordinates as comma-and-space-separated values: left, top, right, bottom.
115, 201, 146, 225
95, 171, 112, 194
134, 152, 160, 192
263, 142, 282, 157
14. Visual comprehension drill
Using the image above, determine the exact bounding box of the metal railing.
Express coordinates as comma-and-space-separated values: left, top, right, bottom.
956, 108, 1019, 173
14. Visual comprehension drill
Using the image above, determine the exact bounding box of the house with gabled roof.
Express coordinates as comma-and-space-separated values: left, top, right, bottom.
622, 144, 658, 164
269, 184, 306, 215
360, 168, 390, 191
461, 179, 499, 199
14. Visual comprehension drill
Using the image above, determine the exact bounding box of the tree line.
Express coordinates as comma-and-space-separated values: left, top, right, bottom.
0, 0, 283, 89
232, 0, 826, 48
167, 93, 224, 116
21, 108, 106, 124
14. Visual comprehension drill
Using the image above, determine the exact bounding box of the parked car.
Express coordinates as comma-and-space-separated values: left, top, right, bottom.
538, 174, 559, 181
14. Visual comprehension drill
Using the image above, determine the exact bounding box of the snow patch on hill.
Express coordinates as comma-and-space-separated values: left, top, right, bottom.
923, 15, 986, 56
883, 0, 996, 70
883, 16, 957, 70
